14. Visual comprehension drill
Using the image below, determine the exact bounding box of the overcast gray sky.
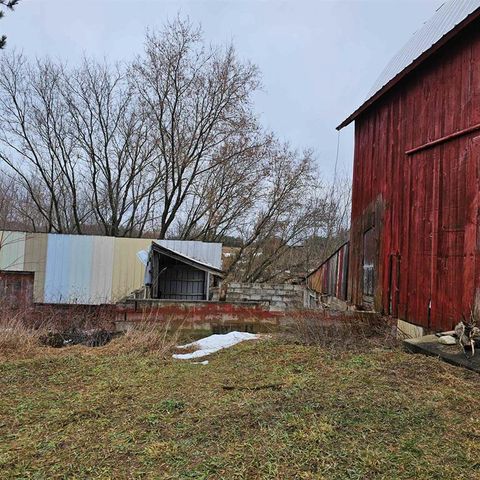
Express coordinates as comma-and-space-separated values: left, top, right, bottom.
3, 0, 441, 181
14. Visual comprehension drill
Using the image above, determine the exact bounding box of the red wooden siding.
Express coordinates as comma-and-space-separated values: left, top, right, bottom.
349, 20, 480, 331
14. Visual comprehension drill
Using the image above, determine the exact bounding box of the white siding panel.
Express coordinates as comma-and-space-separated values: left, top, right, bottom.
67, 235, 94, 304
0, 231, 26, 271
90, 236, 115, 304
44, 234, 71, 303
45, 235, 95, 304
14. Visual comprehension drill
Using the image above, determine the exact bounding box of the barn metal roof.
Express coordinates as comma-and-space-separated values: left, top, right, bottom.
337, 0, 480, 130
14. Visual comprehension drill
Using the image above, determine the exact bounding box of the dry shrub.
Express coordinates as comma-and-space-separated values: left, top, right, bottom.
31, 304, 117, 332
104, 320, 181, 357
0, 301, 119, 359
285, 310, 399, 352
0, 313, 49, 360
0, 299, 188, 360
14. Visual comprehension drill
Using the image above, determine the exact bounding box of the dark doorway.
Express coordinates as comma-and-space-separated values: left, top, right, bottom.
152, 254, 208, 301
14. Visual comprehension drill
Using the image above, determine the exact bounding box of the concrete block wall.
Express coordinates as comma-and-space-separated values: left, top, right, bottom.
212, 283, 307, 311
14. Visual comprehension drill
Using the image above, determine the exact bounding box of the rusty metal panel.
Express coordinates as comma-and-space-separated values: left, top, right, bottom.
307, 242, 349, 301
0, 271, 34, 308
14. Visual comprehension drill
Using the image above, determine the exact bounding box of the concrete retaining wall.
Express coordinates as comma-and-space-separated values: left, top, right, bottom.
212, 283, 308, 311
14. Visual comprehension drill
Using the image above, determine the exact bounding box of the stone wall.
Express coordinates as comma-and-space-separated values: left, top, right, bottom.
212, 282, 309, 311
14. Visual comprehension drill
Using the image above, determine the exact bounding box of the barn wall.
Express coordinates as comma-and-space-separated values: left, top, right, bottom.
350, 20, 480, 330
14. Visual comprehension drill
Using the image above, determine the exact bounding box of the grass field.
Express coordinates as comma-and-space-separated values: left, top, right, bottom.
2, 338, 480, 479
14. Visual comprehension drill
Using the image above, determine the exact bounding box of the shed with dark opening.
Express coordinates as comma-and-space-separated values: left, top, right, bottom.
338, 0, 480, 332
147, 242, 223, 301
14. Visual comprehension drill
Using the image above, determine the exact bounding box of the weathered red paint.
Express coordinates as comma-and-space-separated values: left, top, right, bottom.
349, 20, 480, 331
8, 300, 284, 330
116, 300, 284, 326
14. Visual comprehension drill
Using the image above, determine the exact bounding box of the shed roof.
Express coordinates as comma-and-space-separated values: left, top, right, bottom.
154, 239, 222, 269
337, 0, 480, 130
151, 241, 224, 277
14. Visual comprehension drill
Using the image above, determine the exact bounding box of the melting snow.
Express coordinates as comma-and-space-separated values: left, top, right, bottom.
173, 331, 259, 360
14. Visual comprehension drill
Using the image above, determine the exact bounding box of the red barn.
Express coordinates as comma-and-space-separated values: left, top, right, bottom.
338, 0, 480, 334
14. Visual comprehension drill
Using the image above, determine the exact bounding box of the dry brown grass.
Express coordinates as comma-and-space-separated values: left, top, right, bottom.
285, 309, 399, 352
0, 302, 116, 359
104, 320, 181, 357
0, 314, 48, 359
2, 338, 480, 479
0, 303, 183, 360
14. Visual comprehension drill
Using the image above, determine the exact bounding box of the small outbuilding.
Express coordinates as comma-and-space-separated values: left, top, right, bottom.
0, 230, 222, 305
146, 241, 223, 301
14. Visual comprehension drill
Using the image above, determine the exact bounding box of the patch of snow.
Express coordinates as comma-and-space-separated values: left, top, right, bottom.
192, 360, 209, 365
173, 331, 259, 360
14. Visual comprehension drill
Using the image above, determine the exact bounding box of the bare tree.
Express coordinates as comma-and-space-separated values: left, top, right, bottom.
0, 55, 83, 233
221, 142, 323, 282
0, 17, 351, 283
64, 59, 163, 236
133, 18, 262, 239
0, 54, 164, 236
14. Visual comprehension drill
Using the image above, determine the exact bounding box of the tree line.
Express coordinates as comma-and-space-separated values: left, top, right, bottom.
0, 18, 349, 281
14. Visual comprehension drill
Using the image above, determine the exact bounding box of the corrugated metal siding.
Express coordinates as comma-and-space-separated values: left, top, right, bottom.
0, 231, 26, 271
0, 231, 221, 305
89, 236, 115, 304
307, 243, 349, 301
367, 0, 480, 100
23, 233, 48, 302
349, 20, 480, 330
44, 234, 73, 303
111, 237, 151, 302
155, 240, 222, 269
44, 235, 150, 304
68, 235, 94, 304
